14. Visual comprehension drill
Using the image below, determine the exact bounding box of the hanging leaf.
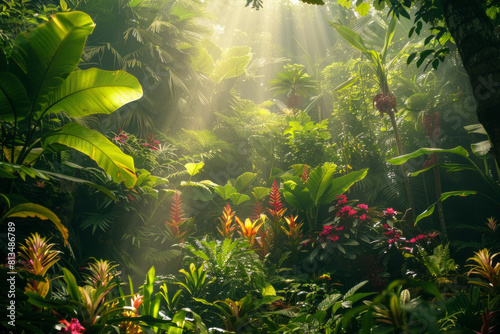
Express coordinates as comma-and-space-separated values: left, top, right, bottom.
3, 203, 68, 245
387, 147, 469, 165
415, 191, 477, 225
42, 123, 136, 187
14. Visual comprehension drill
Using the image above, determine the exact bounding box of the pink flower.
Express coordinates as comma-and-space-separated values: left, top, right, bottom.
388, 239, 394, 244
416, 234, 425, 240
409, 238, 416, 243
359, 214, 370, 220
348, 209, 357, 216
335, 226, 344, 231
329, 235, 339, 242
383, 224, 390, 229
59, 319, 85, 334
336, 206, 352, 217
384, 208, 397, 217
320, 226, 334, 236
357, 204, 368, 210
336, 194, 347, 205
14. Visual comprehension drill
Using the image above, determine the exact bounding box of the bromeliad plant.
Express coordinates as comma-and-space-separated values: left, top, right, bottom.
466, 249, 500, 296
236, 215, 265, 247
18, 233, 60, 298
217, 203, 236, 239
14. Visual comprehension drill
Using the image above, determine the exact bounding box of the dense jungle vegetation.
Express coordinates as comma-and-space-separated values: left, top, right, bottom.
0, 0, 499, 333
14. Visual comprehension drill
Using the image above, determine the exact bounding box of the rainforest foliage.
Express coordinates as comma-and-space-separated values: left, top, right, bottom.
0, 0, 499, 333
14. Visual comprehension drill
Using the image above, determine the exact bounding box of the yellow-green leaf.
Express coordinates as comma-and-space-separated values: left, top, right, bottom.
4, 203, 68, 245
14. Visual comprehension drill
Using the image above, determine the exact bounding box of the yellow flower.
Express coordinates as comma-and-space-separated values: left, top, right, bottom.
236, 216, 264, 246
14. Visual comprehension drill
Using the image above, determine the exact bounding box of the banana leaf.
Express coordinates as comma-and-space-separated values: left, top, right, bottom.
42, 123, 136, 187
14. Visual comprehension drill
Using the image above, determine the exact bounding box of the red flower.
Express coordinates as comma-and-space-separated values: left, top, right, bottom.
329, 235, 339, 242
383, 223, 390, 229
359, 214, 370, 220
335, 226, 344, 231
409, 238, 416, 243
269, 180, 283, 212
348, 209, 357, 216
335, 206, 352, 217
336, 194, 347, 206
384, 208, 397, 217
58, 318, 85, 334
357, 203, 368, 210
126, 194, 134, 201
142, 134, 161, 150
113, 128, 129, 144
320, 225, 334, 236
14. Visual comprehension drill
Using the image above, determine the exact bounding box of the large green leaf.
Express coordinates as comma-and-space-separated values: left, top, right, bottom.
415, 191, 477, 224
387, 147, 469, 165
62, 268, 82, 301
3, 203, 68, 244
306, 163, 336, 204
251, 187, 270, 201
213, 46, 252, 83
214, 184, 237, 200
410, 163, 475, 177
229, 193, 250, 206
191, 47, 214, 76
39, 68, 143, 118
185, 162, 204, 176
283, 180, 313, 211
42, 123, 136, 187
0, 73, 30, 121
233, 172, 257, 192
10, 12, 95, 107
321, 169, 368, 204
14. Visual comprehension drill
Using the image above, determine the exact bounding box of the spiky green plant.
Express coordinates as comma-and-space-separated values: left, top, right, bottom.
467, 249, 500, 295
18, 233, 60, 297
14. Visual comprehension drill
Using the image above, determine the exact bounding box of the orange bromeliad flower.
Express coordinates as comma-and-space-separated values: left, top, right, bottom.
236, 215, 265, 246
281, 215, 303, 242
218, 203, 236, 239
165, 189, 190, 241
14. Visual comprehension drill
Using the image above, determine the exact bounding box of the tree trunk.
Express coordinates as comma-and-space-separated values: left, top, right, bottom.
442, 0, 500, 166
